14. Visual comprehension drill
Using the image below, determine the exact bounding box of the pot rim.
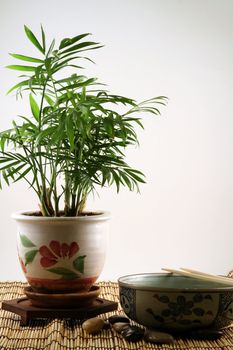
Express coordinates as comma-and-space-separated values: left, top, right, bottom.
118, 273, 233, 292
12, 210, 111, 222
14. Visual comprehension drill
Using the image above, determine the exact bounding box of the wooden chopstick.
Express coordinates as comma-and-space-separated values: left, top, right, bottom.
180, 267, 231, 281
161, 267, 233, 286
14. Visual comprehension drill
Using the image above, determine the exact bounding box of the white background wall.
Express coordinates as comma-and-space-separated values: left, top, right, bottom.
0, 0, 233, 282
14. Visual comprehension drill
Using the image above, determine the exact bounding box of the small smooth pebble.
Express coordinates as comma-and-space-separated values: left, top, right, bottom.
121, 325, 144, 342
108, 315, 130, 325
82, 317, 105, 334
113, 322, 131, 333
144, 329, 175, 344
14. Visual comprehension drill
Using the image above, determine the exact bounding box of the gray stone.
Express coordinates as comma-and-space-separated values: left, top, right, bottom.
121, 325, 144, 342
112, 322, 131, 333
144, 329, 175, 344
108, 315, 130, 324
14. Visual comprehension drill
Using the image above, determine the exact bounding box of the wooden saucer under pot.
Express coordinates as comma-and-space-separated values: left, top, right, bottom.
24, 285, 101, 308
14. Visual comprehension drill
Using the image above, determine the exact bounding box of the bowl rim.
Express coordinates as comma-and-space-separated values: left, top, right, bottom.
118, 273, 233, 292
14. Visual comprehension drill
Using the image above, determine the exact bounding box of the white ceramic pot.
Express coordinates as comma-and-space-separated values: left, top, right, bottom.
12, 211, 110, 292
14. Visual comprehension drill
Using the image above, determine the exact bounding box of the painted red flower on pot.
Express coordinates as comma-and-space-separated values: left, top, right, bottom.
39, 241, 80, 268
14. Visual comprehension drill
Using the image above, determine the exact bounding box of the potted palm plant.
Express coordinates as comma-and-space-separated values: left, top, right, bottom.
0, 25, 167, 293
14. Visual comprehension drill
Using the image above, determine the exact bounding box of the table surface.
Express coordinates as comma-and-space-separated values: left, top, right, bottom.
1, 281, 233, 350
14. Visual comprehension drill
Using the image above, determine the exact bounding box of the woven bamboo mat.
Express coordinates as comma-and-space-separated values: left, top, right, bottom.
1, 282, 233, 350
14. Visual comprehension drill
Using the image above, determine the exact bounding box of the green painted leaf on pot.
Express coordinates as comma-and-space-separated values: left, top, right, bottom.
20, 235, 36, 247
25, 249, 38, 266
47, 267, 79, 279
73, 255, 86, 274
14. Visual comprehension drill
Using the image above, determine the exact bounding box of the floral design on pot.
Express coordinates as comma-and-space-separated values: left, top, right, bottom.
39, 241, 80, 267
15, 211, 110, 292
19, 235, 38, 267
19, 235, 87, 280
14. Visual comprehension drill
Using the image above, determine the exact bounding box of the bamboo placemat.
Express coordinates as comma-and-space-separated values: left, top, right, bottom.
1, 281, 233, 350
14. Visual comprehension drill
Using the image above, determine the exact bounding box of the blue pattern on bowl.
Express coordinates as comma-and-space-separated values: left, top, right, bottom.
118, 273, 233, 331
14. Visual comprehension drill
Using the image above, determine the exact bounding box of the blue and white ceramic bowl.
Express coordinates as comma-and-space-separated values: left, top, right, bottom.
118, 273, 233, 332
